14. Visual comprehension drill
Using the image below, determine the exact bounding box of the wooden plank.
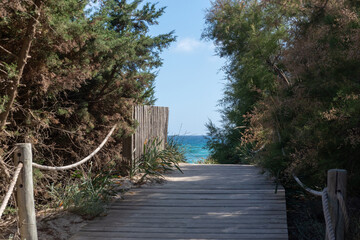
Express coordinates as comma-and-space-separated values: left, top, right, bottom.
88, 216, 287, 224
93, 211, 287, 218
106, 211, 286, 217
72, 231, 288, 239
107, 206, 286, 212
112, 200, 285, 207
137, 185, 279, 190
84, 222, 287, 229
80, 226, 288, 234
91, 216, 287, 225
127, 188, 284, 194
125, 189, 285, 195
70, 164, 288, 240
119, 194, 284, 200
111, 203, 285, 208
73, 237, 288, 240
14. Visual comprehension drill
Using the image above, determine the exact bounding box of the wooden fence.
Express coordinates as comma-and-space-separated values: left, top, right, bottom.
123, 105, 169, 168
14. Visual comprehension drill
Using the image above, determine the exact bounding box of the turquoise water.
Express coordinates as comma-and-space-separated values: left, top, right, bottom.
169, 135, 210, 163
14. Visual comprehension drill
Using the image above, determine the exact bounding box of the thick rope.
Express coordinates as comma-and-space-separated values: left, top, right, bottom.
32, 125, 116, 171
322, 188, 335, 240
294, 174, 350, 239
292, 174, 323, 196
337, 191, 350, 232
0, 163, 23, 219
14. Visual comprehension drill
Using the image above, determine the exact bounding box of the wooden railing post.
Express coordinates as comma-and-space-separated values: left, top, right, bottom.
14, 143, 38, 240
327, 169, 347, 240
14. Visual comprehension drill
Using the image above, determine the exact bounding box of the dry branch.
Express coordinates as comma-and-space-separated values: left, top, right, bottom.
0, 45, 17, 58
0, 0, 43, 131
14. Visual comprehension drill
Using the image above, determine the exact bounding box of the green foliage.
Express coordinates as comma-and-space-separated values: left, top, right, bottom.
166, 135, 187, 163
205, 120, 243, 164
0, 0, 175, 203
2, 206, 17, 216
32, 168, 44, 187
197, 157, 218, 164
203, 0, 290, 164
49, 168, 116, 218
204, 0, 360, 195
0, 95, 9, 113
131, 138, 183, 183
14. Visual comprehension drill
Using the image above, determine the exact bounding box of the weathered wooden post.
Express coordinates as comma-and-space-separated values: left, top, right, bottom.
14, 143, 38, 240
327, 169, 347, 240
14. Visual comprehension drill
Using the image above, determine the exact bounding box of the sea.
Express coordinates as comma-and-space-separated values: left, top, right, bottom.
168, 135, 210, 163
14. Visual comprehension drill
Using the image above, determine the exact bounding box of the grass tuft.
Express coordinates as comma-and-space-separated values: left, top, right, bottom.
131, 137, 184, 183
48, 166, 116, 219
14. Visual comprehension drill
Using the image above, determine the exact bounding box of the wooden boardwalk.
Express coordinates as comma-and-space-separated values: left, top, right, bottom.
71, 164, 288, 239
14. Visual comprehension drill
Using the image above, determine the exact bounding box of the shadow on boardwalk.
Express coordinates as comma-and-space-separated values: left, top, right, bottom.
70, 163, 288, 240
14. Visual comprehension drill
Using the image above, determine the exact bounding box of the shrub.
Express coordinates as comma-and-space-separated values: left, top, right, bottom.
131, 138, 184, 183
49, 167, 116, 219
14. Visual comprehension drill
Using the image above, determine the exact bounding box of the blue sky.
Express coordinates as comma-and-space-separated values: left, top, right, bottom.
147, 0, 225, 135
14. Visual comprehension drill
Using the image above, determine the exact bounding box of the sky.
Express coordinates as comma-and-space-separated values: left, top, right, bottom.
146, 0, 225, 135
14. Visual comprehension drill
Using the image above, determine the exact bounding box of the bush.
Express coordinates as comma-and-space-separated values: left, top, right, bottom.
131, 138, 184, 183
49, 167, 116, 219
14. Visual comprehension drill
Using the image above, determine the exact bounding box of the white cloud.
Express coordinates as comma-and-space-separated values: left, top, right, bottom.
174, 38, 213, 53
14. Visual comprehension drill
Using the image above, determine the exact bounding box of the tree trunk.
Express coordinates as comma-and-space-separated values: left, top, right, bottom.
0, 0, 42, 131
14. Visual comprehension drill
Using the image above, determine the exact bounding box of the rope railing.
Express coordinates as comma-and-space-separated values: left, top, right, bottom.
32, 125, 116, 171
337, 191, 350, 231
247, 139, 349, 239
0, 162, 23, 219
322, 188, 336, 240
293, 172, 349, 240
292, 173, 322, 196
245, 139, 347, 239
0, 125, 117, 239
